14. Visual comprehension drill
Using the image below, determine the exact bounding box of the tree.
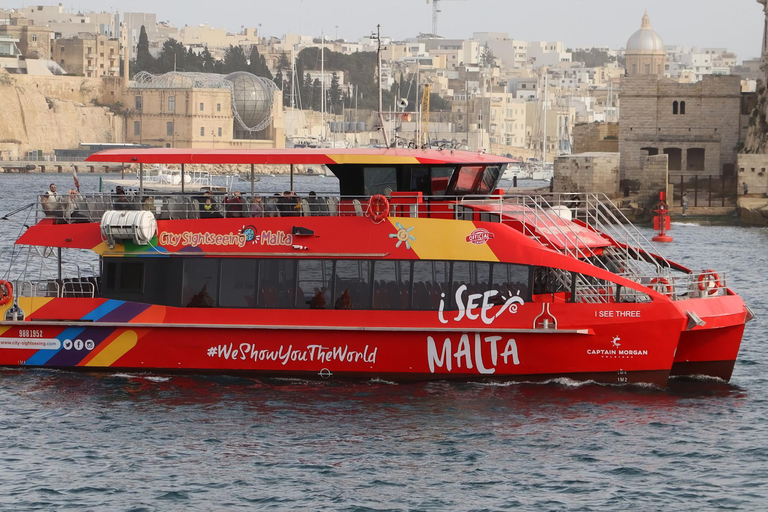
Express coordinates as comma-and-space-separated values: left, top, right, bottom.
273, 69, 283, 90
201, 48, 216, 73
311, 78, 322, 111
156, 38, 188, 73
136, 25, 155, 73
223, 45, 248, 73
303, 72, 313, 110
480, 45, 496, 68
247, 46, 273, 80
328, 71, 340, 111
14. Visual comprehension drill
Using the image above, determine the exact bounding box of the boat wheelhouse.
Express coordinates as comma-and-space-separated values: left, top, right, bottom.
0, 148, 751, 385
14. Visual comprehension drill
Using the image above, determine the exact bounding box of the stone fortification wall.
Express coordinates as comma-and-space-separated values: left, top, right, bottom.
0, 69, 123, 159
573, 123, 619, 154
738, 154, 768, 196
637, 153, 669, 209
553, 152, 620, 196
13, 74, 104, 104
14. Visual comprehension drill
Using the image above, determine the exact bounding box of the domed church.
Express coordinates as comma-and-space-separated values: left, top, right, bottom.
625, 11, 665, 77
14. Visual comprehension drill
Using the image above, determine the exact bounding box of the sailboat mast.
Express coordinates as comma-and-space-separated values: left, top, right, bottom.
376, 24, 390, 147
321, 34, 325, 141
542, 73, 548, 164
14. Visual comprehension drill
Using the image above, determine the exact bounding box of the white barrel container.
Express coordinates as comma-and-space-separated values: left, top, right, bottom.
100, 210, 158, 246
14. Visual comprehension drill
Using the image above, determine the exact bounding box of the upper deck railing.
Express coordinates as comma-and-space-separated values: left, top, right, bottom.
28, 190, 726, 301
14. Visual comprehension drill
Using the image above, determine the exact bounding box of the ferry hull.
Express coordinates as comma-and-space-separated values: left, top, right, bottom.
671, 293, 749, 381
0, 321, 678, 387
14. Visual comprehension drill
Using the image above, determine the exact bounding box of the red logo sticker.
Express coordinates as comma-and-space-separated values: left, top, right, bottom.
466, 228, 495, 245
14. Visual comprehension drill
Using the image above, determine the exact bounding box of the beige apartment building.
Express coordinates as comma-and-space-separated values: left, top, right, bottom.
0, 17, 53, 59
53, 33, 119, 77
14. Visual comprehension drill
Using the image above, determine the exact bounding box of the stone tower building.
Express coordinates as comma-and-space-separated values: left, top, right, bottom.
625, 12, 665, 78
619, 75, 742, 183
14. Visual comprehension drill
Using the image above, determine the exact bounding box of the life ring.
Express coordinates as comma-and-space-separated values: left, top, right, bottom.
368, 194, 390, 223
649, 277, 673, 296
698, 270, 721, 296
0, 280, 13, 306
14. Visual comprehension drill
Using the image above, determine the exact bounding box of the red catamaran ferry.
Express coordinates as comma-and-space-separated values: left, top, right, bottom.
0, 148, 752, 386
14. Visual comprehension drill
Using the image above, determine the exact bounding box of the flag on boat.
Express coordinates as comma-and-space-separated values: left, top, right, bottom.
72, 167, 80, 192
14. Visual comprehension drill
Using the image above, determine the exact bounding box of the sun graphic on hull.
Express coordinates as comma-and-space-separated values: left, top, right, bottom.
389, 222, 415, 250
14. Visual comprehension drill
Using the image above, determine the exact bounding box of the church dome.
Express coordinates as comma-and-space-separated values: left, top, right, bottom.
626, 12, 665, 53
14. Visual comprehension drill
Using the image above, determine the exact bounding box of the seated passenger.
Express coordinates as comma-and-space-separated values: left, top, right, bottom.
187, 283, 215, 307
306, 290, 326, 309
200, 198, 222, 218
41, 183, 60, 217
335, 289, 352, 310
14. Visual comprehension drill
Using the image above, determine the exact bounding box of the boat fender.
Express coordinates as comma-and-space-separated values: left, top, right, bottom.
649, 277, 673, 296
697, 270, 721, 296
0, 280, 13, 306
368, 194, 390, 223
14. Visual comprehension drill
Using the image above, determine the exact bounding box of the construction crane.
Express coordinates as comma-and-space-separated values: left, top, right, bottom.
420, 79, 431, 146
425, 0, 465, 36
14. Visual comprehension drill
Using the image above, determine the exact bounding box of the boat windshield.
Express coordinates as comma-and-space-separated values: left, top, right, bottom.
331, 163, 505, 197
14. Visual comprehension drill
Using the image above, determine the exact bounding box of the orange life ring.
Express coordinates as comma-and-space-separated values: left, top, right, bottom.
698, 270, 721, 295
649, 277, 673, 296
0, 280, 13, 306
368, 194, 390, 222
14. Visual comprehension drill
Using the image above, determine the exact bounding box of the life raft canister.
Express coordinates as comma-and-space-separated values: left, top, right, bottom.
649, 277, 673, 296
697, 270, 721, 296
368, 194, 390, 223
0, 280, 13, 306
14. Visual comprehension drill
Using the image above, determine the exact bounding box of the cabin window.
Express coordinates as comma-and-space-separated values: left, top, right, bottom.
533, 267, 571, 297
101, 257, 534, 311
333, 260, 371, 309
364, 167, 397, 196
451, 166, 484, 194
412, 260, 450, 310
103, 260, 144, 293
259, 259, 297, 308
297, 259, 333, 309
183, 259, 220, 307
372, 260, 410, 310
220, 259, 258, 308
430, 167, 454, 196
477, 166, 501, 194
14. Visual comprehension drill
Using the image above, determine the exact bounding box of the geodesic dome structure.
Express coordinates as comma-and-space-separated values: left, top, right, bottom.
132, 71, 278, 133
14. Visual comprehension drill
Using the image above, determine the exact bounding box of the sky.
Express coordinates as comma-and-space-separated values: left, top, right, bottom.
29, 0, 767, 60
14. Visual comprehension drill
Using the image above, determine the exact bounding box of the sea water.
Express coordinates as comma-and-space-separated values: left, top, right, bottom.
0, 173, 765, 510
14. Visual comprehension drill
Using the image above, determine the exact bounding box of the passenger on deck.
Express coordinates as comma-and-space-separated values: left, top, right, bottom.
248, 195, 263, 217
64, 189, 89, 223
278, 191, 299, 217
264, 194, 280, 217
200, 197, 222, 218
113, 186, 129, 210
307, 190, 328, 216
41, 183, 60, 216
141, 195, 155, 212
224, 190, 244, 217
